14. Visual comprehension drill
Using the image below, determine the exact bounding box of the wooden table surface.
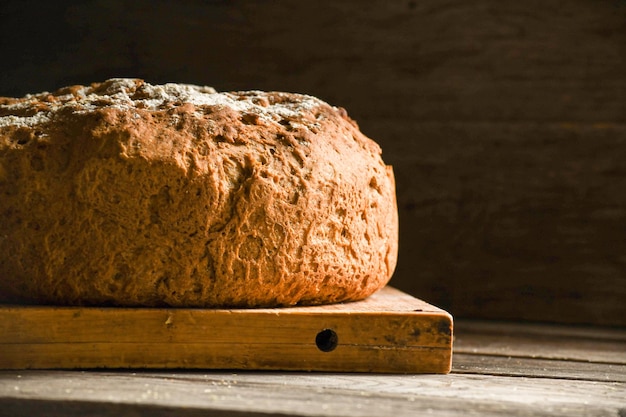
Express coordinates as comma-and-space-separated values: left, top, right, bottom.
1, 320, 625, 417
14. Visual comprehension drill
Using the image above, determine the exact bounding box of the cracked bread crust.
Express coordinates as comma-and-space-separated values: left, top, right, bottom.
0, 79, 398, 307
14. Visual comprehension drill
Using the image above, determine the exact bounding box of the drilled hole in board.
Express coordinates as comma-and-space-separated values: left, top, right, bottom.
315, 329, 338, 352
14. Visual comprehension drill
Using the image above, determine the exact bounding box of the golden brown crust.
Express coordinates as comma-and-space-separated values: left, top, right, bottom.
0, 79, 398, 307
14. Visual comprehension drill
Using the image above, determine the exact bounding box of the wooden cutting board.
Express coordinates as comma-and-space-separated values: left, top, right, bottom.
0, 286, 453, 374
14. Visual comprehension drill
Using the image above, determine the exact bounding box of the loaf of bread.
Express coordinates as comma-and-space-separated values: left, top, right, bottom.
0, 79, 398, 307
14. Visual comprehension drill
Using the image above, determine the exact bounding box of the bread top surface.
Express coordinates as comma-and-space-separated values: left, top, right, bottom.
0, 79, 398, 307
2, 78, 337, 132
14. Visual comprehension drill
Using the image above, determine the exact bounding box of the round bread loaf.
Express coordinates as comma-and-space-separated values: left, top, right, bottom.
0, 79, 398, 307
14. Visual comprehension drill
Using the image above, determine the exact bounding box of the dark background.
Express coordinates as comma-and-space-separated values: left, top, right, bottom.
2, 0, 625, 326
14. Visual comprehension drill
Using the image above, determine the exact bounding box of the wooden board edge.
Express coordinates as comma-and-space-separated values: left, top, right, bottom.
0, 287, 453, 374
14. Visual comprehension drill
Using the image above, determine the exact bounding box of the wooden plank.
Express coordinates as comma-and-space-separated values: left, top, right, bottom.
0, 287, 453, 374
453, 354, 626, 383
450, 321, 626, 382
454, 319, 626, 342
453, 320, 626, 364
0, 370, 624, 417
1, 321, 625, 416
381, 121, 626, 326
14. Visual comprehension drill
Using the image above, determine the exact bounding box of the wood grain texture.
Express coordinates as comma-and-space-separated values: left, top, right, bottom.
1, 370, 625, 417
384, 122, 626, 325
1, 0, 625, 325
0, 287, 453, 374
454, 319, 626, 365
453, 354, 626, 382
0, 320, 625, 417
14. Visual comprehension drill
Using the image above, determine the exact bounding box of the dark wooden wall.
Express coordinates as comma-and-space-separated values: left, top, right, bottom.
1, 0, 625, 326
